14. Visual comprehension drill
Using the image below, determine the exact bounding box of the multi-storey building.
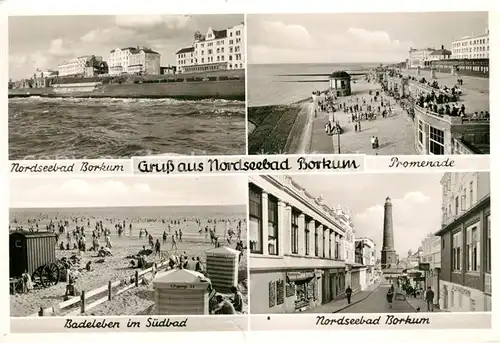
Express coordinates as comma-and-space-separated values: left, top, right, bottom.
436, 172, 491, 312
407, 47, 436, 68
175, 22, 245, 74
355, 237, 376, 289
108, 47, 160, 75
451, 29, 489, 59
248, 175, 349, 314
58, 55, 103, 77
428, 45, 452, 61
420, 233, 441, 306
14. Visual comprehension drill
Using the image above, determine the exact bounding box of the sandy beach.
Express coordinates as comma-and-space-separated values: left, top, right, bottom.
10, 207, 247, 317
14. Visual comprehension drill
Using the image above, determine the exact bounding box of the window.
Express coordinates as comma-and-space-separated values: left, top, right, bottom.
249, 184, 263, 253
466, 225, 480, 272
268, 196, 278, 255
452, 231, 462, 272
322, 227, 326, 258
455, 197, 459, 215
304, 218, 310, 255
461, 189, 467, 211
335, 234, 340, 260
469, 181, 474, 207
291, 211, 299, 254
314, 224, 319, 256
429, 127, 445, 155
486, 215, 491, 272
418, 120, 424, 145
328, 229, 332, 259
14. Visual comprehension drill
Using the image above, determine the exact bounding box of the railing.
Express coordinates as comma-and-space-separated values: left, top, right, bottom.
30, 261, 168, 317
414, 105, 489, 125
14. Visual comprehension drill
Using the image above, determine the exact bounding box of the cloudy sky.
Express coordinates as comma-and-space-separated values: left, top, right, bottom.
291, 173, 443, 258
9, 14, 243, 80
10, 175, 247, 208
247, 12, 488, 64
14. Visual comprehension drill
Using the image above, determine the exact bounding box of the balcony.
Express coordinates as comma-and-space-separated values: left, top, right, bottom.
484, 273, 491, 294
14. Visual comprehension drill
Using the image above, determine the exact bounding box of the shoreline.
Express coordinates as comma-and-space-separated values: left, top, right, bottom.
9, 93, 245, 102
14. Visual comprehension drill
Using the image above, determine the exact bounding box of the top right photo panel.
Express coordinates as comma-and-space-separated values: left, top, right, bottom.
246, 12, 489, 156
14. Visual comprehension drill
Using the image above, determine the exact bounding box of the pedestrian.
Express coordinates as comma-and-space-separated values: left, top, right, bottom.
371, 136, 376, 149
346, 286, 353, 304
354, 122, 358, 132
386, 288, 394, 309
425, 286, 435, 312
375, 137, 379, 149
358, 121, 362, 131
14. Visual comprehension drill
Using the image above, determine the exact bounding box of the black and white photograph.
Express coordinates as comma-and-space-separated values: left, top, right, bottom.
246, 12, 490, 155
9, 14, 246, 159
9, 176, 248, 316
248, 172, 491, 314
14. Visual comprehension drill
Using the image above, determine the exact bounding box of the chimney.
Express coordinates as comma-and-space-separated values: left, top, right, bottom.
441, 45, 444, 50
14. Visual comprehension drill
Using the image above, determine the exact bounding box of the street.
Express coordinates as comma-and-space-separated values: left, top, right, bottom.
337, 284, 416, 313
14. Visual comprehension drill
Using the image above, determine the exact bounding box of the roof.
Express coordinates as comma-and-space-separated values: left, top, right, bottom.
430, 49, 452, 56
330, 71, 351, 79
153, 268, 209, 285
110, 47, 159, 55
205, 246, 240, 256
10, 231, 57, 238
176, 46, 195, 54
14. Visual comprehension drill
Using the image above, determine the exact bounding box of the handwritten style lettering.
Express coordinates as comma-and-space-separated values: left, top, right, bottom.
388, 157, 456, 168
64, 319, 120, 329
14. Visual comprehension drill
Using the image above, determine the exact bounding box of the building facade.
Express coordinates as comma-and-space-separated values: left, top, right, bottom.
428, 46, 452, 61
58, 55, 103, 77
175, 22, 245, 74
249, 175, 349, 314
436, 172, 491, 312
408, 48, 436, 68
451, 29, 489, 59
355, 237, 376, 288
108, 47, 160, 75
420, 234, 441, 306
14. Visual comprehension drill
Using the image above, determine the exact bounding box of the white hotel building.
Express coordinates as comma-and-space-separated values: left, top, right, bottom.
451, 29, 489, 60
58, 55, 102, 77
107, 47, 161, 75
248, 175, 353, 314
176, 23, 245, 74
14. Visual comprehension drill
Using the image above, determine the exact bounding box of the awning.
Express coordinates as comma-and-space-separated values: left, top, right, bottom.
287, 271, 315, 282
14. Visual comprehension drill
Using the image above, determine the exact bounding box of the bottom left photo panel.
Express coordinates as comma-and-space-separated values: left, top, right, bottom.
8, 175, 249, 333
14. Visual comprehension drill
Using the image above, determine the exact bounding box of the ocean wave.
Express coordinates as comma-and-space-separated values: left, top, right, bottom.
9, 97, 245, 106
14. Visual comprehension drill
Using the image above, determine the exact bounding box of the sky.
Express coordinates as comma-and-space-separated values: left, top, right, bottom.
247, 12, 488, 64
9, 14, 244, 80
9, 175, 247, 208
291, 173, 443, 258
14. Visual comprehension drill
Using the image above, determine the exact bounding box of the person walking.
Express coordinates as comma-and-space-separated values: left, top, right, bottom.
346, 286, 353, 304
387, 287, 394, 309
425, 286, 435, 312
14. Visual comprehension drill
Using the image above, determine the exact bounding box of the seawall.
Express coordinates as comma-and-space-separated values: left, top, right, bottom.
9, 79, 245, 101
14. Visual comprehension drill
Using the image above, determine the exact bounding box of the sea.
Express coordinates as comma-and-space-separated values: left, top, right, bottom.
10, 205, 247, 242
247, 63, 381, 107
9, 97, 246, 160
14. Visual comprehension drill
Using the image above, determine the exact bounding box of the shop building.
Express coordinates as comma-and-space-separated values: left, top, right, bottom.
436, 172, 491, 312
249, 175, 349, 314
420, 234, 442, 306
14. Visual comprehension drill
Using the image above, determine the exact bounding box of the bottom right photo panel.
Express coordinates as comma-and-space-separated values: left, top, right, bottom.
248, 172, 491, 314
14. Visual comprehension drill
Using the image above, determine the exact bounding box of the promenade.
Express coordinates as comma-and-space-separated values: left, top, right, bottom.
309, 81, 415, 155
400, 68, 489, 115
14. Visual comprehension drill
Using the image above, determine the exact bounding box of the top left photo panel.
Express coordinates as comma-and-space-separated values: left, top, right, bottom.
8, 14, 247, 160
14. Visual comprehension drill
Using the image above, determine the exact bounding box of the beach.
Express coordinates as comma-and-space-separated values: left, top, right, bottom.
10, 206, 247, 317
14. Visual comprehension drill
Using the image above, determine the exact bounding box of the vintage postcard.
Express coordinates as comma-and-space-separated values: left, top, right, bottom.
248, 172, 491, 328
8, 175, 248, 331
246, 12, 490, 156
8, 14, 246, 159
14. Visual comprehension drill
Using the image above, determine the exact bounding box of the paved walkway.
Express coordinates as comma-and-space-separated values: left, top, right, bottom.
337, 283, 415, 313
304, 282, 380, 314
310, 84, 415, 155
400, 69, 489, 114
405, 296, 442, 313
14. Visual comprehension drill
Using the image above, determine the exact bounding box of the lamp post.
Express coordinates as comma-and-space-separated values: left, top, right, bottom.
337, 128, 341, 154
